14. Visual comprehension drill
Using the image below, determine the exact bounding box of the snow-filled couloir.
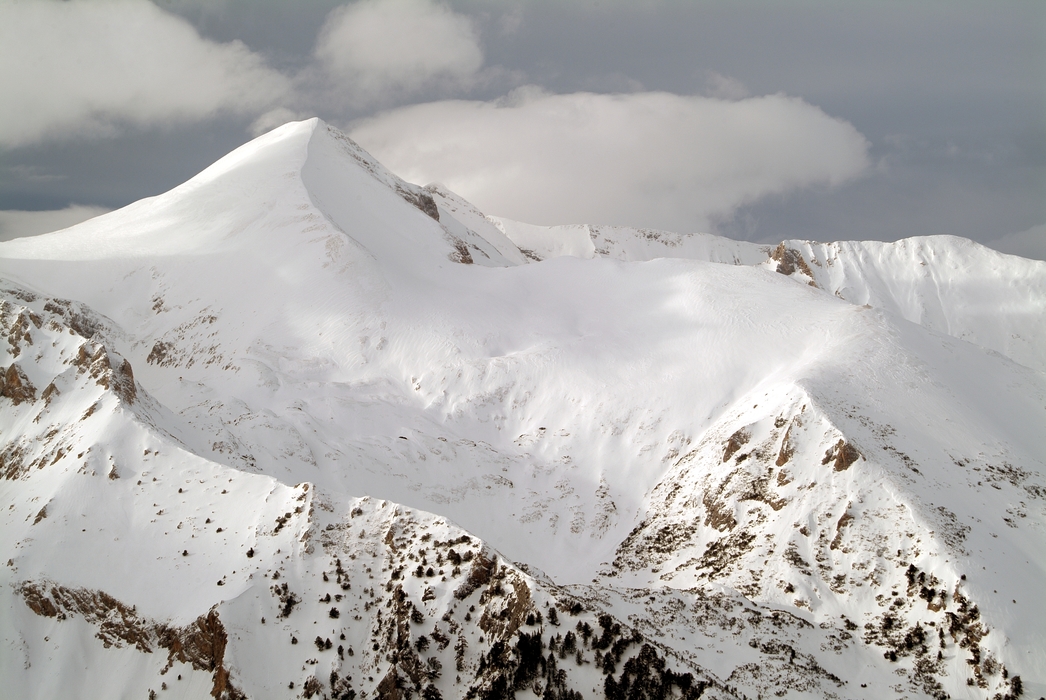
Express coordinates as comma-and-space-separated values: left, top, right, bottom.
1, 118, 1043, 700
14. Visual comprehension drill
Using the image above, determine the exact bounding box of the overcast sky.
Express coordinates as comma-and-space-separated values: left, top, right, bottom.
1, 0, 1043, 259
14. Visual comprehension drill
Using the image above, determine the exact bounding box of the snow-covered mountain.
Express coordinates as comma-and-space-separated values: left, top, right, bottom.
1, 118, 1043, 700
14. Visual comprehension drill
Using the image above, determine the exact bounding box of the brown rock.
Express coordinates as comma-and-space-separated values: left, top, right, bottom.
1, 364, 36, 405
822, 439, 862, 471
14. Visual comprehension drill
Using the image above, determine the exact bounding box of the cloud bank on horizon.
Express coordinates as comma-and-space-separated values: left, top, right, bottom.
0, 0, 1041, 256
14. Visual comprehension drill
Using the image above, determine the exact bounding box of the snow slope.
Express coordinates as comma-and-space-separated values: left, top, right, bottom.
481, 217, 1046, 375
1, 118, 1043, 700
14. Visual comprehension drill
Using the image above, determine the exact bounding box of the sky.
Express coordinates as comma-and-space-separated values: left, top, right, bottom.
0, 0, 1043, 260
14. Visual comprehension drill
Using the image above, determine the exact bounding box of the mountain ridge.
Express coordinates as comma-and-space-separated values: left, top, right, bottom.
1, 119, 1042, 699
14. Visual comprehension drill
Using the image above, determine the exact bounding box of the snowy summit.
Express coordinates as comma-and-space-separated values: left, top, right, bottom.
1, 119, 1044, 700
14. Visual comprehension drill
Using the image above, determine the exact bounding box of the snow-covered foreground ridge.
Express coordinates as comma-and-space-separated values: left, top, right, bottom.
0, 118, 1043, 700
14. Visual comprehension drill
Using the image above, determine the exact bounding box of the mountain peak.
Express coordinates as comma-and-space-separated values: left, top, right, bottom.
1, 117, 1044, 700
0, 118, 529, 286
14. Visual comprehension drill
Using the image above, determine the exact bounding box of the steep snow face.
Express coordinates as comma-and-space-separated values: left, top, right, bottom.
1, 119, 1044, 699
300, 124, 521, 272
769, 237, 1046, 374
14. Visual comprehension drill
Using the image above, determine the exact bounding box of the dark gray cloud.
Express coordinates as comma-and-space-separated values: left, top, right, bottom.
1, 0, 1042, 257
0, 118, 252, 211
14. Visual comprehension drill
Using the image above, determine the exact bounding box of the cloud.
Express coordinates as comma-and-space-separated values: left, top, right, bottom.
0, 206, 110, 242
988, 224, 1046, 262
0, 0, 291, 148
314, 0, 483, 104
250, 107, 312, 137
350, 88, 871, 232
705, 72, 750, 101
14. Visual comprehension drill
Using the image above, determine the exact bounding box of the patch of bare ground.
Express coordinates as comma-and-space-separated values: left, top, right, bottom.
822, 439, 861, 471
0, 301, 42, 357
775, 420, 797, 466
829, 508, 854, 551
147, 340, 173, 365
18, 581, 244, 699
0, 286, 38, 303
454, 553, 496, 600
0, 439, 66, 481
611, 427, 797, 574
447, 237, 474, 264
328, 502, 729, 699
41, 381, 59, 405
784, 541, 812, 576
478, 569, 533, 642
703, 487, 737, 532
397, 188, 440, 222
0, 442, 30, 480
722, 428, 750, 462
856, 562, 1024, 699
726, 641, 843, 697
1, 364, 36, 405
144, 313, 224, 369
770, 243, 818, 287
934, 506, 971, 554
42, 298, 107, 341
73, 342, 136, 404
1, 291, 136, 406
694, 531, 756, 580
736, 468, 788, 512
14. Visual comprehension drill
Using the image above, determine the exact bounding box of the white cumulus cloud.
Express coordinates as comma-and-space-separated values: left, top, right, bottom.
315, 0, 483, 104
349, 88, 871, 232
0, 0, 291, 148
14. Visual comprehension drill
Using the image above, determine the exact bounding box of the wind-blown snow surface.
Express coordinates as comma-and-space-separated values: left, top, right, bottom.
1, 119, 1043, 700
